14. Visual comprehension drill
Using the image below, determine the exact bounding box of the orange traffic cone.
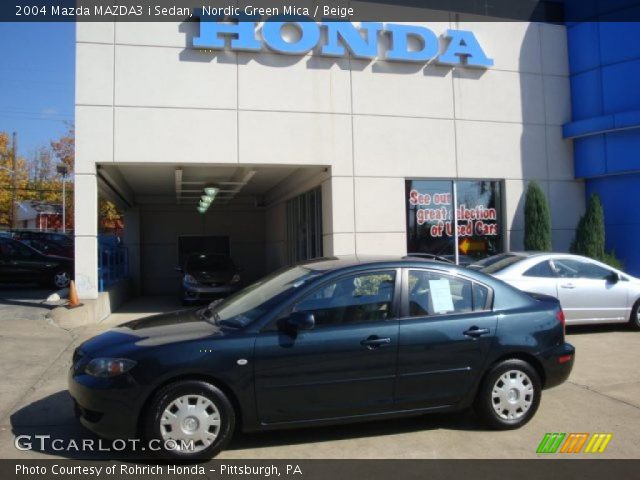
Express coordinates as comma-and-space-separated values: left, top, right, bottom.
67, 280, 83, 309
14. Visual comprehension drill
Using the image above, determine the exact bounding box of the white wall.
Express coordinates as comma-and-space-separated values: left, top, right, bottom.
76, 20, 581, 298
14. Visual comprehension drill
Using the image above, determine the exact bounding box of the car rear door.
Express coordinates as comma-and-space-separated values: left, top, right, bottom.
552, 258, 629, 322
253, 269, 400, 424
395, 268, 497, 409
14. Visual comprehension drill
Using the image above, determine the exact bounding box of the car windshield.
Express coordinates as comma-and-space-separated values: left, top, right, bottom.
187, 254, 234, 272
197, 266, 323, 328
469, 254, 526, 274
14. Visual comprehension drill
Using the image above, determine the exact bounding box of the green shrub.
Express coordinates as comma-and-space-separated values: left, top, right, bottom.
570, 193, 605, 261
602, 250, 624, 270
524, 181, 552, 251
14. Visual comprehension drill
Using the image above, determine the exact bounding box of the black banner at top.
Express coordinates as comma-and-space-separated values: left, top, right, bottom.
3, 0, 639, 23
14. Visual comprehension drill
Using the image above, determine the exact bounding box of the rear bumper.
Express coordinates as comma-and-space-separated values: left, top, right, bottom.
540, 342, 575, 389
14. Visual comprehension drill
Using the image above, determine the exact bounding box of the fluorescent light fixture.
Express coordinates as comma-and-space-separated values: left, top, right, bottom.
204, 186, 219, 197
200, 195, 213, 204
199, 200, 210, 209
197, 206, 207, 214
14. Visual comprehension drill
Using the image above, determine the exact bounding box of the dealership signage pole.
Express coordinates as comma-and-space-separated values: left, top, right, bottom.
56, 164, 69, 233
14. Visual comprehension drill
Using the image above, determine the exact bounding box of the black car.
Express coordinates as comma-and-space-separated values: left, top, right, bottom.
0, 237, 73, 288
69, 257, 574, 459
178, 253, 241, 305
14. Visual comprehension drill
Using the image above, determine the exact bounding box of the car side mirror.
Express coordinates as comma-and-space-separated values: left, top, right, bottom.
286, 311, 315, 331
606, 272, 620, 283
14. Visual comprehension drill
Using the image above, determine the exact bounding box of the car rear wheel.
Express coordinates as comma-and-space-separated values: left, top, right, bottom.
474, 359, 541, 430
629, 300, 640, 331
52, 270, 71, 289
144, 380, 235, 459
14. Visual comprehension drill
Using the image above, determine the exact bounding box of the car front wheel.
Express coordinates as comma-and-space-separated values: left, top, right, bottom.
629, 300, 640, 331
144, 380, 235, 459
474, 359, 541, 430
52, 270, 71, 289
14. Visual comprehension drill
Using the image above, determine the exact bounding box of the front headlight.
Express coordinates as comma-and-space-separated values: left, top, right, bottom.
231, 274, 240, 284
85, 358, 137, 378
183, 274, 199, 286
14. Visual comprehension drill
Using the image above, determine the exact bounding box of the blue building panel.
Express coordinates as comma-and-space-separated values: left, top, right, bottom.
574, 135, 607, 178
602, 58, 640, 115
599, 22, 640, 65
569, 69, 603, 120
567, 22, 601, 74
566, 0, 640, 275
605, 129, 640, 174
586, 175, 640, 274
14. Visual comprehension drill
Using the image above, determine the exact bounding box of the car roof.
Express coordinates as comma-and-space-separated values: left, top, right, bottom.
296, 255, 488, 279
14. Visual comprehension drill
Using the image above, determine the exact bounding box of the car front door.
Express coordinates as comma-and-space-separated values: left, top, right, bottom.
552, 258, 629, 322
395, 268, 497, 409
253, 269, 400, 424
0, 239, 40, 283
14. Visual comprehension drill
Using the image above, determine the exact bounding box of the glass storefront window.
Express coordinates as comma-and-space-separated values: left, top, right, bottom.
406, 180, 503, 264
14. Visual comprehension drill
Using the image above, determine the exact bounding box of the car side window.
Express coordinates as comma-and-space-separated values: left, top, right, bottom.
553, 259, 612, 280
523, 261, 557, 278
1, 240, 32, 259
407, 270, 475, 317
292, 270, 397, 328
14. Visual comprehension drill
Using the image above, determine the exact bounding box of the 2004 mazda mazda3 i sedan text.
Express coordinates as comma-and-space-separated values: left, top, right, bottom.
68, 257, 575, 459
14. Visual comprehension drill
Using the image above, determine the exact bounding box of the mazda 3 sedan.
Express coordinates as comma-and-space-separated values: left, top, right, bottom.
470, 252, 640, 328
69, 257, 574, 459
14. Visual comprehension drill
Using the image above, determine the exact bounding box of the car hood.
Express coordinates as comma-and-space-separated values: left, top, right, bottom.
188, 269, 235, 284
78, 308, 223, 356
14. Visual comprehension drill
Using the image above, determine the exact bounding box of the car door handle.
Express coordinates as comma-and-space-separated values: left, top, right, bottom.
360, 336, 392, 350
560, 283, 576, 289
463, 327, 490, 338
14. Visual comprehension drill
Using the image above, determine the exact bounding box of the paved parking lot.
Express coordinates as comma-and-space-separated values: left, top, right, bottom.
0, 295, 639, 459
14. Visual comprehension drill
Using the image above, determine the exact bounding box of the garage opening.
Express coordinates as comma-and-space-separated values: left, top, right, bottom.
96, 164, 328, 299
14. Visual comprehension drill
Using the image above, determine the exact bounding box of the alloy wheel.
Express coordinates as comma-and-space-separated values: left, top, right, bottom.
54, 272, 70, 288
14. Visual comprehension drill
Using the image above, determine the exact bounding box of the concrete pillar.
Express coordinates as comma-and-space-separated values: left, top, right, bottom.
321, 176, 356, 257
74, 173, 99, 299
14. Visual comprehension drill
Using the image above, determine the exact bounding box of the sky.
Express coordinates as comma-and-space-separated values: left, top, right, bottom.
0, 22, 75, 161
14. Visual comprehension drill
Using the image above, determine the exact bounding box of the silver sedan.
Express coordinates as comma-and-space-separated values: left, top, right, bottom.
469, 252, 640, 328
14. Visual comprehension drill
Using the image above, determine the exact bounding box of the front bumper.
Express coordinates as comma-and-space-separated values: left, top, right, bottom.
540, 342, 575, 389
182, 283, 239, 303
68, 367, 143, 439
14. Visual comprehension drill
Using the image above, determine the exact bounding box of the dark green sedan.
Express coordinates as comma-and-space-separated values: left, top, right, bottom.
69, 257, 574, 459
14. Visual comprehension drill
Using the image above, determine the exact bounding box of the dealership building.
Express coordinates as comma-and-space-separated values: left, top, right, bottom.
73, 2, 640, 315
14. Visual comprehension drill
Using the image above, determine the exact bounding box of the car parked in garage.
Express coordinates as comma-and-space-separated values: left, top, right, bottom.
69, 257, 574, 459
0, 236, 73, 288
469, 252, 640, 329
178, 253, 241, 305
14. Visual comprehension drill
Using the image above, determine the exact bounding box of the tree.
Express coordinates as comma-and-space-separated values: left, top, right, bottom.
0, 132, 30, 228
524, 181, 552, 251
99, 199, 123, 235
571, 193, 605, 261
51, 124, 75, 173
50, 125, 75, 231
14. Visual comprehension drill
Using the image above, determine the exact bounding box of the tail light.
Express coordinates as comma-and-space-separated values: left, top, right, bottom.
556, 309, 566, 335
